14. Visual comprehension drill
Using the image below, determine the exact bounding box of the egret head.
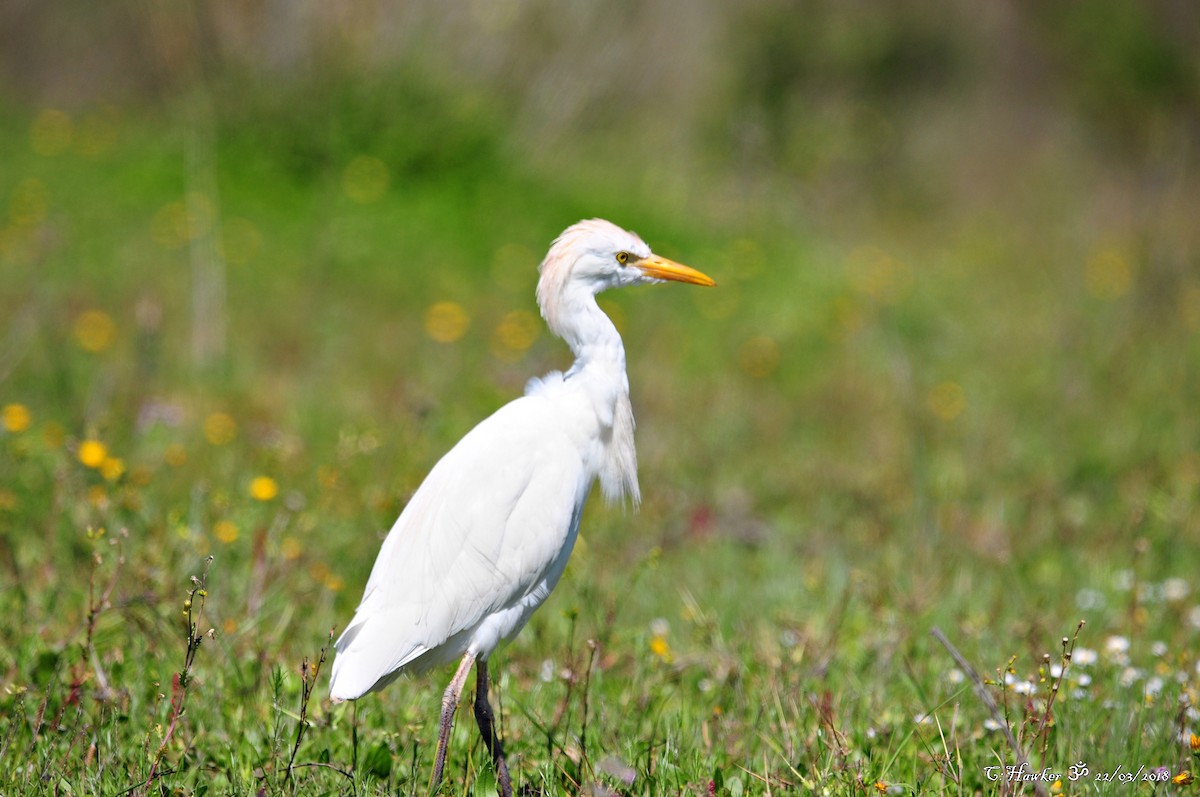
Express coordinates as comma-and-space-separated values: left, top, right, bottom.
536, 219, 714, 335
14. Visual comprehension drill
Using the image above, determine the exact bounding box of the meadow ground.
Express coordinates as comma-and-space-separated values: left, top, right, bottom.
1, 85, 1199, 796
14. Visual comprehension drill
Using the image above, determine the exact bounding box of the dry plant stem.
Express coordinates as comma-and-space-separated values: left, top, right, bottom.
283, 629, 333, 787
930, 627, 1049, 797
1036, 621, 1085, 763
83, 531, 126, 698
549, 610, 580, 733
578, 639, 599, 777
138, 556, 214, 796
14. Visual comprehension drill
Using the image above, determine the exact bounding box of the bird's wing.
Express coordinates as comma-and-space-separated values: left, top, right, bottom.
329, 393, 589, 699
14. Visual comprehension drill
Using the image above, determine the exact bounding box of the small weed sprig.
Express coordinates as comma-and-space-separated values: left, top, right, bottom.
138, 556, 214, 796
1036, 620, 1085, 764
80, 526, 126, 700
578, 638, 599, 771
282, 629, 334, 788
931, 627, 1049, 797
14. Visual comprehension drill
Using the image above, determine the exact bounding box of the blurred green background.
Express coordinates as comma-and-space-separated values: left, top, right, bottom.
2, 1, 1199, 794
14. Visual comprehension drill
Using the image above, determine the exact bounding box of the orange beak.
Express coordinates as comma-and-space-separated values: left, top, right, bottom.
636, 254, 716, 287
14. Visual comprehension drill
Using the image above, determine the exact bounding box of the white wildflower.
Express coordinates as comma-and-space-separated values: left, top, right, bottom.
1163, 578, 1190, 602
1075, 588, 1106, 610
1073, 647, 1098, 666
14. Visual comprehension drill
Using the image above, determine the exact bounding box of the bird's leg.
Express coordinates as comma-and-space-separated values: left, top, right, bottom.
431, 652, 476, 794
473, 661, 513, 797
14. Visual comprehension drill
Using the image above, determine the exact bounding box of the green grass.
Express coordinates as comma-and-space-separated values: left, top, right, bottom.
1, 80, 1199, 797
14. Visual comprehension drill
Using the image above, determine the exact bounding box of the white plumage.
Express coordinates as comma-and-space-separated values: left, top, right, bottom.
328, 219, 714, 796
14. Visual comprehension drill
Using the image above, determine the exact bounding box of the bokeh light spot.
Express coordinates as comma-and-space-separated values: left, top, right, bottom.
1086, 249, 1132, 300
75, 108, 119, 158
151, 193, 213, 249
152, 201, 189, 248
73, 309, 117, 353
2, 404, 32, 433
831, 295, 868, 339
846, 245, 912, 304
10, 178, 50, 226
203, 412, 237, 446
424, 301, 470, 343
342, 156, 390, 203
928, 381, 966, 421
219, 218, 263, 265
30, 109, 72, 156
739, 335, 780, 378
492, 309, 540, 361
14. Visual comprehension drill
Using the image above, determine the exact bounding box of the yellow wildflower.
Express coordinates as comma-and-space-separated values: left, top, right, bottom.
280, 537, 302, 560
73, 310, 116, 353
309, 561, 330, 583
164, 443, 187, 467
87, 485, 108, 509
2, 404, 32, 433
1174, 771, 1194, 785
129, 465, 153, 487
928, 381, 966, 421
214, 520, 239, 544
100, 456, 125, 481
203, 412, 237, 445
42, 421, 65, 448
649, 635, 672, 662
78, 439, 108, 468
317, 466, 339, 489
1086, 248, 1132, 300
1191, 733, 1200, 754
249, 476, 278, 501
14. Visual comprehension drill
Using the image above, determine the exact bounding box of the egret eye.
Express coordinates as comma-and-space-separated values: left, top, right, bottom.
615, 251, 630, 265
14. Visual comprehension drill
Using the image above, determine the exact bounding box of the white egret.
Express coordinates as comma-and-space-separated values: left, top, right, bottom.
328, 219, 715, 795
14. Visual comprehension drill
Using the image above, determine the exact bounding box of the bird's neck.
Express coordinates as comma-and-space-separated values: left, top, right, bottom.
551, 293, 627, 376
550, 293, 640, 505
